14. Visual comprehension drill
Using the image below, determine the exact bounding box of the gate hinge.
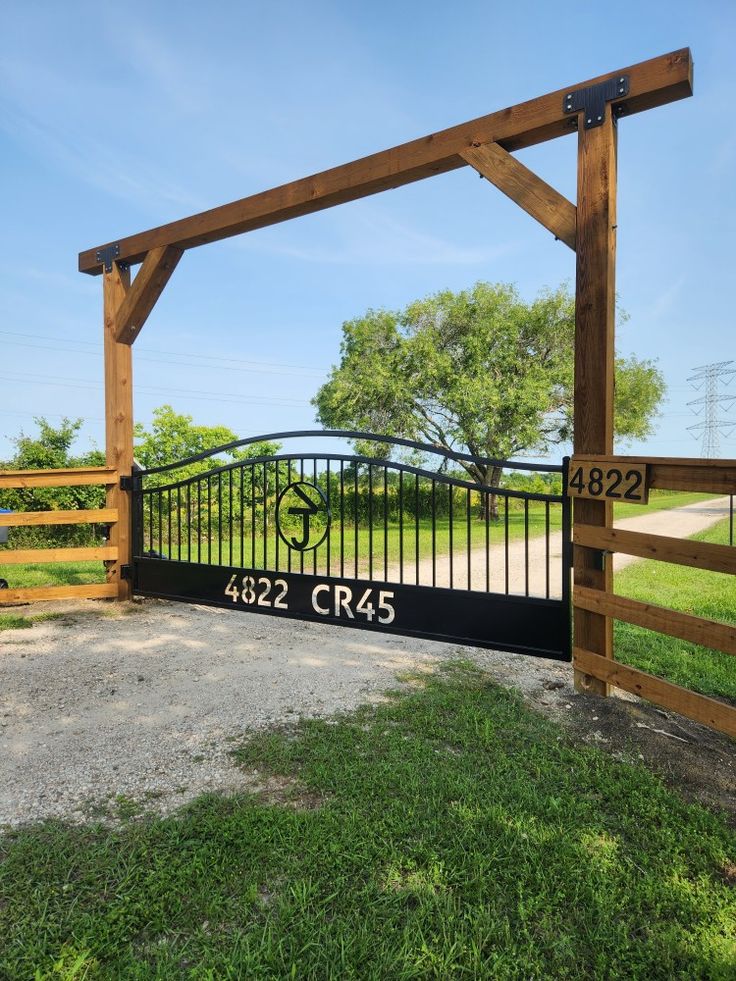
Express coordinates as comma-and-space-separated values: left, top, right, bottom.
120, 475, 134, 491
563, 75, 629, 129
96, 243, 126, 273
120, 564, 132, 581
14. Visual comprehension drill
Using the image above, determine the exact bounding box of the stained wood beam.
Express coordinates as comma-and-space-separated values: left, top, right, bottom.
114, 245, 183, 344
79, 49, 692, 274
460, 144, 576, 250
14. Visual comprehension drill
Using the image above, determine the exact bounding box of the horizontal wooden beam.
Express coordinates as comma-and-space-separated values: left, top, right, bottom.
460, 143, 576, 250
574, 525, 736, 576
572, 455, 736, 494
115, 245, 182, 344
79, 49, 692, 274
574, 585, 736, 656
0, 546, 118, 565
0, 508, 118, 527
0, 582, 119, 605
0, 467, 118, 489
573, 647, 736, 739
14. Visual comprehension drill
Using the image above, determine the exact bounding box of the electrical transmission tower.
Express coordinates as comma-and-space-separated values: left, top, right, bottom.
687, 360, 736, 457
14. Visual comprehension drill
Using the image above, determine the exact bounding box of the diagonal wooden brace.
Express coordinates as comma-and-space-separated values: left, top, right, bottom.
114, 245, 182, 345
461, 143, 577, 251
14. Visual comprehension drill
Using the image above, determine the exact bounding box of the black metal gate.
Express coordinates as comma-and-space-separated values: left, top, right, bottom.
131, 431, 571, 660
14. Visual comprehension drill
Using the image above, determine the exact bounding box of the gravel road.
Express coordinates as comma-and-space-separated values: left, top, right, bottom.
1, 496, 732, 828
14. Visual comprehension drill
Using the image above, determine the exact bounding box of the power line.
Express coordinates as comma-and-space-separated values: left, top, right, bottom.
687, 360, 736, 457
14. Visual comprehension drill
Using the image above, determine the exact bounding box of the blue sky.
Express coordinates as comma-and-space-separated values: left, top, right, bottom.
1, 0, 734, 463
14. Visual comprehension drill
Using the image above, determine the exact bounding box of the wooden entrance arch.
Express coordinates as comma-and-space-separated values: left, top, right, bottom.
80, 49, 694, 696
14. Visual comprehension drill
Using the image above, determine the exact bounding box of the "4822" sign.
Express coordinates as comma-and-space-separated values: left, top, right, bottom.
567, 458, 649, 504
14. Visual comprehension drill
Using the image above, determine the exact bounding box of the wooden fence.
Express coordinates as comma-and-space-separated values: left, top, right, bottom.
571, 456, 736, 739
0, 467, 119, 604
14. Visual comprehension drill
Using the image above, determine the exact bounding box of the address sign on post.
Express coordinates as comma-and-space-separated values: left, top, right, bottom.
568, 458, 649, 504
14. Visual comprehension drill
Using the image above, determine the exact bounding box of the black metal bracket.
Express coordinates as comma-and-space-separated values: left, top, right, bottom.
121, 564, 132, 581
120, 475, 134, 491
563, 75, 629, 129
96, 243, 122, 273
591, 549, 608, 572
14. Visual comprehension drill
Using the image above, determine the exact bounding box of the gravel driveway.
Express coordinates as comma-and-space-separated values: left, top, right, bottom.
1, 497, 732, 828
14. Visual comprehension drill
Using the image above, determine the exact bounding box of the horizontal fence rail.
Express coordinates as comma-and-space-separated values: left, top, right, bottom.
0, 467, 119, 605
571, 454, 736, 739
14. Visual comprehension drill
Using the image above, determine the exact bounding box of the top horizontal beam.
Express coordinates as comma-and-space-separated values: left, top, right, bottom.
79, 48, 692, 275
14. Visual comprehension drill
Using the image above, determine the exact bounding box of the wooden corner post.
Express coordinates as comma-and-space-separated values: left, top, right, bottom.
573, 113, 618, 695
103, 261, 133, 600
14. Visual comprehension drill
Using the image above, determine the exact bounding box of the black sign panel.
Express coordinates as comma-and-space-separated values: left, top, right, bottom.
134, 557, 570, 661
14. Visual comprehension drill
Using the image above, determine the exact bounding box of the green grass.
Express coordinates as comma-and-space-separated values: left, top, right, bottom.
1, 664, 734, 978
0, 611, 65, 631
615, 517, 736, 702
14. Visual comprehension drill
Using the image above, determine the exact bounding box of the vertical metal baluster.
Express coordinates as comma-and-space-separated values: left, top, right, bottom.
326, 459, 331, 577
485, 489, 490, 593
251, 466, 256, 570
274, 460, 280, 573
263, 462, 268, 572
524, 499, 529, 597
207, 476, 212, 565
466, 487, 471, 590
218, 473, 222, 567
177, 486, 181, 562
313, 459, 318, 575
354, 463, 359, 579
286, 459, 292, 574
148, 491, 153, 554
158, 490, 163, 557
300, 459, 305, 575
730, 494, 734, 547
431, 478, 436, 588
383, 467, 388, 581
545, 500, 551, 599
198, 480, 202, 565
239, 466, 244, 568
415, 474, 420, 585
229, 469, 234, 567
399, 470, 404, 584
368, 464, 373, 580
504, 497, 509, 595
187, 483, 191, 563
340, 461, 345, 578
449, 483, 454, 589
168, 489, 172, 560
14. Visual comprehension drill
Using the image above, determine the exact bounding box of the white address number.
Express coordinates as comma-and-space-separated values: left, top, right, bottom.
223, 575, 396, 625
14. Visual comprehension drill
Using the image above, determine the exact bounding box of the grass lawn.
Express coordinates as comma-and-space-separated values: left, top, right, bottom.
614, 517, 736, 703
1, 663, 734, 978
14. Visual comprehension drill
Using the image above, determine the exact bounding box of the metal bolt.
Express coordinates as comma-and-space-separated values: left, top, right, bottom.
619, 76, 624, 82
597, 115, 602, 121
619, 87, 624, 94
587, 118, 592, 124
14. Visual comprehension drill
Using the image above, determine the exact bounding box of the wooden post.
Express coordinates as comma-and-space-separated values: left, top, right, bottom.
103, 261, 133, 600
573, 114, 618, 695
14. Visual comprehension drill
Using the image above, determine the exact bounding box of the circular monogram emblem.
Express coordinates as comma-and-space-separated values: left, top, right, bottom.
275, 481, 330, 552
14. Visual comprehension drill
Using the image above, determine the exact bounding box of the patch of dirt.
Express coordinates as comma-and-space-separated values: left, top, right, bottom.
1, 592, 734, 829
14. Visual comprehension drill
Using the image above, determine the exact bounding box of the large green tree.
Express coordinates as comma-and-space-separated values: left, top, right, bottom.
314, 282, 665, 511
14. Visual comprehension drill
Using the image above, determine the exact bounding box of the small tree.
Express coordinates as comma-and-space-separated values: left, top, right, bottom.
314, 282, 665, 518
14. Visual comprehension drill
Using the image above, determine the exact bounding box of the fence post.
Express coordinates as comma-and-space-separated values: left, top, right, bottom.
572, 113, 618, 695
103, 261, 133, 600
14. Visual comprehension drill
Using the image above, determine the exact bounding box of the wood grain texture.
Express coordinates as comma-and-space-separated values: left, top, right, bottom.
0, 583, 118, 605
0, 546, 118, 565
574, 525, 736, 575
571, 455, 736, 493
104, 262, 133, 600
461, 144, 576, 249
573, 647, 736, 739
0, 468, 117, 489
79, 50, 692, 273
572, 113, 618, 696
574, 585, 736, 657
0, 508, 117, 527
115, 245, 182, 344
